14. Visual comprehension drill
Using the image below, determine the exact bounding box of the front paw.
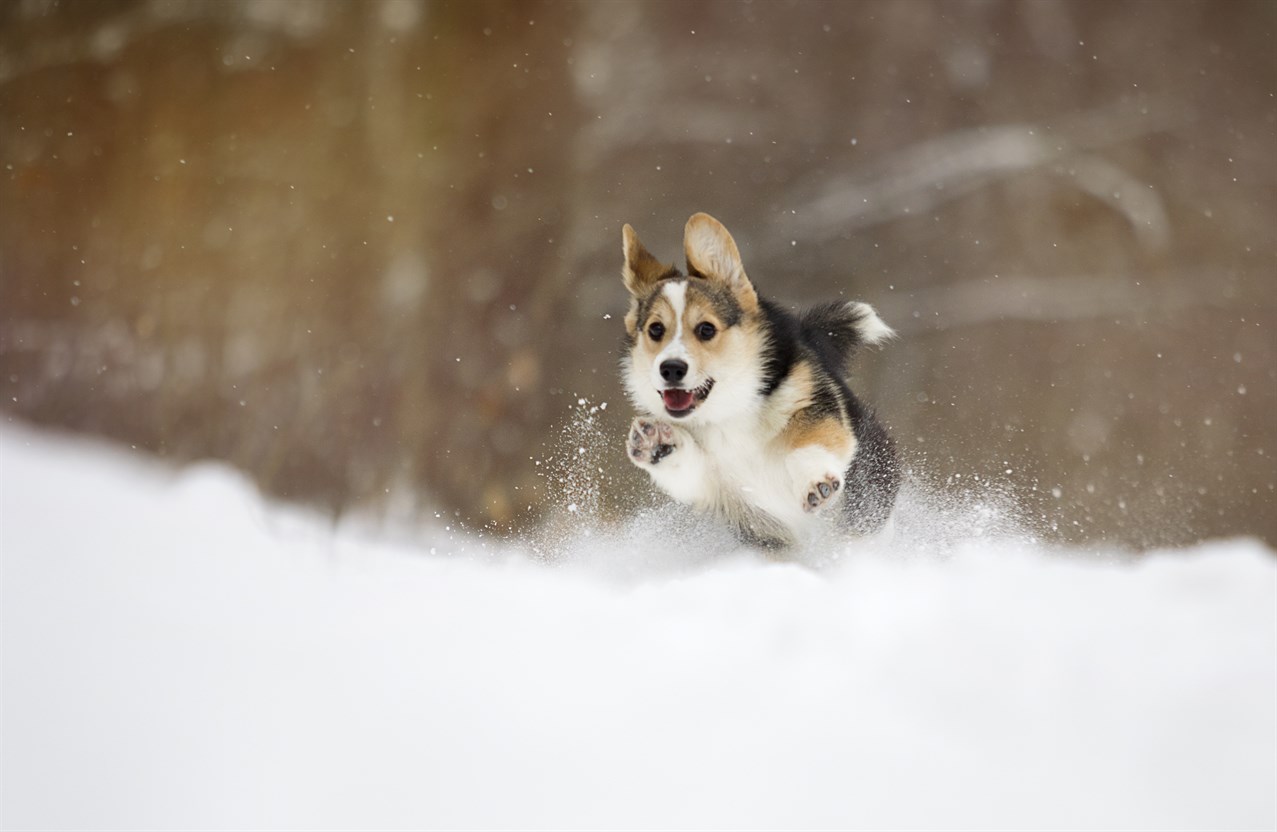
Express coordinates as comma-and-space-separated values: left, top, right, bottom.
627, 417, 678, 466
803, 473, 842, 513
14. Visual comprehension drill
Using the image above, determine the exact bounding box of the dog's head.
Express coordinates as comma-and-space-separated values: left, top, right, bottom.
620, 213, 766, 424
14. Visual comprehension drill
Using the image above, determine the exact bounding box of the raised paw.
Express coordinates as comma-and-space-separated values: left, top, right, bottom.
803, 473, 842, 513
627, 417, 678, 466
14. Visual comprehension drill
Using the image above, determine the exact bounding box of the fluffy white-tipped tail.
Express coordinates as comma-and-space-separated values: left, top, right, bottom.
847, 301, 896, 346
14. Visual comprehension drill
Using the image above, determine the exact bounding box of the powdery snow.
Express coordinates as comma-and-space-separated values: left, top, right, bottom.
1, 421, 1274, 830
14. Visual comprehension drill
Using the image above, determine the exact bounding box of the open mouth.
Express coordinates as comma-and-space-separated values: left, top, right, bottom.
661, 379, 715, 418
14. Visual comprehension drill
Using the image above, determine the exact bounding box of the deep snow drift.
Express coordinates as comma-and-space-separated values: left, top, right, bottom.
2, 419, 1274, 831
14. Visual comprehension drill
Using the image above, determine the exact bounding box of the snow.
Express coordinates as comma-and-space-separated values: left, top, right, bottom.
2, 421, 1275, 831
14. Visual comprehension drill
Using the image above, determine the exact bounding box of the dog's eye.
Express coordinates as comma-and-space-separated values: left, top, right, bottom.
694, 322, 717, 341
647, 321, 665, 341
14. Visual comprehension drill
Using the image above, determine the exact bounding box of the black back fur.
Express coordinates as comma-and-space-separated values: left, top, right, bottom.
759, 298, 900, 536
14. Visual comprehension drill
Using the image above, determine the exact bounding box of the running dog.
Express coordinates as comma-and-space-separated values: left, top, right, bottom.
620, 212, 899, 547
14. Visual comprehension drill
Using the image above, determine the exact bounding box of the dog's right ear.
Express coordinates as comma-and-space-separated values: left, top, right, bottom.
622, 224, 672, 297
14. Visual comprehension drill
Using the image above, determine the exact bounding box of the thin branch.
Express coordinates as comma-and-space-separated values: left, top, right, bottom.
780, 102, 1185, 250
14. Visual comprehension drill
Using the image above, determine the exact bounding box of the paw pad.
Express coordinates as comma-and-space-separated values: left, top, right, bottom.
628, 418, 677, 466
804, 474, 842, 512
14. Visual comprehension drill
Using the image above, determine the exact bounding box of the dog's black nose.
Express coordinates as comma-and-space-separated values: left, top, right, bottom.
659, 359, 688, 383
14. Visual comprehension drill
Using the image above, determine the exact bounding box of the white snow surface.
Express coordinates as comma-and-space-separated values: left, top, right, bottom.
2, 420, 1275, 831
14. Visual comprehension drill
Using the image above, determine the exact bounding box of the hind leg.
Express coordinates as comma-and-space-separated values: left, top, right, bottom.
840, 416, 900, 535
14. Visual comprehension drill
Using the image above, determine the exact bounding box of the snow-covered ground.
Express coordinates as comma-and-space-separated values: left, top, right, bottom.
2, 419, 1274, 831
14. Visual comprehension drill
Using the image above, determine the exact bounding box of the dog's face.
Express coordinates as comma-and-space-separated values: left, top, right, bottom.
620, 213, 766, 424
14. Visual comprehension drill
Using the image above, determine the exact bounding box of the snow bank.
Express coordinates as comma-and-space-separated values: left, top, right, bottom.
2, 421, 1274, 830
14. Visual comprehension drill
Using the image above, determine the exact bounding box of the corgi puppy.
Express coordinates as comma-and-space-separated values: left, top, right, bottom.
620, 212, 899, 548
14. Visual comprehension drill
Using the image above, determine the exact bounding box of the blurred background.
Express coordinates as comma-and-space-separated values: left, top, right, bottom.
1, 0, 1273, 548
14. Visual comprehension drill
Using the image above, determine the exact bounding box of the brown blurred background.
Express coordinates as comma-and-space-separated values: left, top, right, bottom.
1, 0, 1273, 547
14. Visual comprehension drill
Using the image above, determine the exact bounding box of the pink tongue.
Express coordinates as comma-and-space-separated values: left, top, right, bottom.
663, 389, 694, 411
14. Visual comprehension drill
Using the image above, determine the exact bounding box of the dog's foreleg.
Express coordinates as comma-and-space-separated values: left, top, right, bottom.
626, 416, 713, 506
780, 411, 858, 514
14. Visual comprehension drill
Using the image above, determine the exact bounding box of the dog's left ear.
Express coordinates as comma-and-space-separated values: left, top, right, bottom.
684, 213, 758, 313
621, 224, 673, 297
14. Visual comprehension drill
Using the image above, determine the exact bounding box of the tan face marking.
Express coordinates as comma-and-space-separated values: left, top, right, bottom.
633, 282, 733, 390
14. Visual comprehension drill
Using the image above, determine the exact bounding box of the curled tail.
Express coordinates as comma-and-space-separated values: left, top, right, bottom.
800, 300, 895, 375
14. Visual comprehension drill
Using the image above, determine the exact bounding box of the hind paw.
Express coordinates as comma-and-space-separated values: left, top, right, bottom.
803, 473, 842, 513
627, 417, 678, 466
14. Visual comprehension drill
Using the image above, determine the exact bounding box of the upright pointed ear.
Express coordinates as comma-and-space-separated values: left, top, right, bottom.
621, 224, 672, 297
683, 212, 758, 313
